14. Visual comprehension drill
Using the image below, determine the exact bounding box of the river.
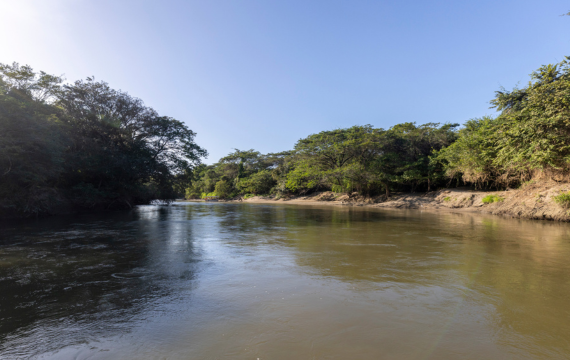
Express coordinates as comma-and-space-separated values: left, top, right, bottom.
1, 203, 569, 359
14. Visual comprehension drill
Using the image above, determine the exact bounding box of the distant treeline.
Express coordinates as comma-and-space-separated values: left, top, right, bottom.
0, 63, 207, 217
187, 57, 570, 200
3, 57, 570, 215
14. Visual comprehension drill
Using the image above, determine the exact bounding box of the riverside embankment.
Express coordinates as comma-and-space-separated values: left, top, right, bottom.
234, 181, 570, 222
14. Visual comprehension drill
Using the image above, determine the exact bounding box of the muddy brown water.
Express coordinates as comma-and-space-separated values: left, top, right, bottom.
1, 203, 570, 359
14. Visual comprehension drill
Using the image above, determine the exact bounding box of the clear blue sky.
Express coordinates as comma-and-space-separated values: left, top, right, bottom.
1, 0, 569, 163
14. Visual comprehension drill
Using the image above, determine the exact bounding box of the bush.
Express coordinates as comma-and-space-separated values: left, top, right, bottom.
200, 192, 217, 199
439, 58, 570, 188
331, 185, 344, 193
482, 194, 504, 204
553, 192, 570, 209
215, 179, 235, 199
237, 170, 275, 195
185, 186, 202, 199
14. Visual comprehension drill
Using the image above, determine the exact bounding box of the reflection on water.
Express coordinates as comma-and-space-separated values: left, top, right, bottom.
1, 203, 570, 359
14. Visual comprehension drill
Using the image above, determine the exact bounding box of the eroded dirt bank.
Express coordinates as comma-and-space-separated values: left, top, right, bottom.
234, 182, 570, 222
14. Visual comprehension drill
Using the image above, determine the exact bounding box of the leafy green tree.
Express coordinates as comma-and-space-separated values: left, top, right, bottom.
0, 63, 68, 215
286, 125, 382, 192
237, 170, 275, 195
383, 122, 458, 192
285, 123, 456, 196
214, 177, 234, 198
54, 77, 207, 207
0, 62, 207, 216
440, 57, 570, 188
436, 117, 498, 188
0, 79, 66, 215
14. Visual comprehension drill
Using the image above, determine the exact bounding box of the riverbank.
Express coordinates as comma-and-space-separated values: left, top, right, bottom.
228, 181, 570, 222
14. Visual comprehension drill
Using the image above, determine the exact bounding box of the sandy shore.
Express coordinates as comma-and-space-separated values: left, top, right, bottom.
212, 182, 570, 222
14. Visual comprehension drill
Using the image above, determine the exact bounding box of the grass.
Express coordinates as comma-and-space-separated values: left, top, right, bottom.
482, 194, 504, 204
443, 196, 451, 202
243, 194, 255, 200
553, 191, 570, 209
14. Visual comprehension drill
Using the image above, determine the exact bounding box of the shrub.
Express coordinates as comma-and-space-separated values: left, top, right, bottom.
185, 186, 202, 199
237, 170, 275, 195
331, 184, 344, 193
214, 180, 233, 199
553, 192, 570, 209
482, 194, 504, 204
438, 58, 570, 189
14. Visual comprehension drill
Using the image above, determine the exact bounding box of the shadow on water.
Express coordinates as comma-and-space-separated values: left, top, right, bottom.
0, 206, 205, 357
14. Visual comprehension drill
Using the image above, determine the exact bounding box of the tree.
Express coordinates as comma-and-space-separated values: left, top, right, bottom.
440, 57, 570, 188
383, 122, 458, 192
286, 125, 382, 193
285, 123, 456, 196
237, 170, 275, 195
0, 62, 207, 216
0, 77, 66, 215
214, 178, 234, 198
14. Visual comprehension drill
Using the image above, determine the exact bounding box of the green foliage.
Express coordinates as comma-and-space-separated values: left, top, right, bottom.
286, 125, 381, 193
443, 197, 451, 202
0, 62, 207, 216
436, 117, 498, 187
285, 123, 457, 196
214, 179, 233, 199
553, 192, 570, 209
185, 186, 202, 199
200, 192, 217, 199
188, 57, 570, 201
482, 195, 504, 204
188, 123, 458, 199
186, 149, 289, 199
7, 55, 570, 216
237, 170, 275, 195
331, 184, 346, 193
440, 57, 570, 188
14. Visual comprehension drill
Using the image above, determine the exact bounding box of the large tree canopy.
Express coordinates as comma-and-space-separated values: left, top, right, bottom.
439, 57, 570, 187
186, 123, 457, 200
0, 62, 206, 216
5, 54, 570, 213
186, 56, 570, 200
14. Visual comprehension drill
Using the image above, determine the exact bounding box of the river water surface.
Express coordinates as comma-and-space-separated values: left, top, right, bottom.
1, 203, 570, 359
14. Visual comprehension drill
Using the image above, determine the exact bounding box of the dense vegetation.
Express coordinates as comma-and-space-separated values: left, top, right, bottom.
186, 123, 458, 199
187, 57, 570, 200
0, 63, 206, 217
439, 57, 570, 188
4, 56, 570, 214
